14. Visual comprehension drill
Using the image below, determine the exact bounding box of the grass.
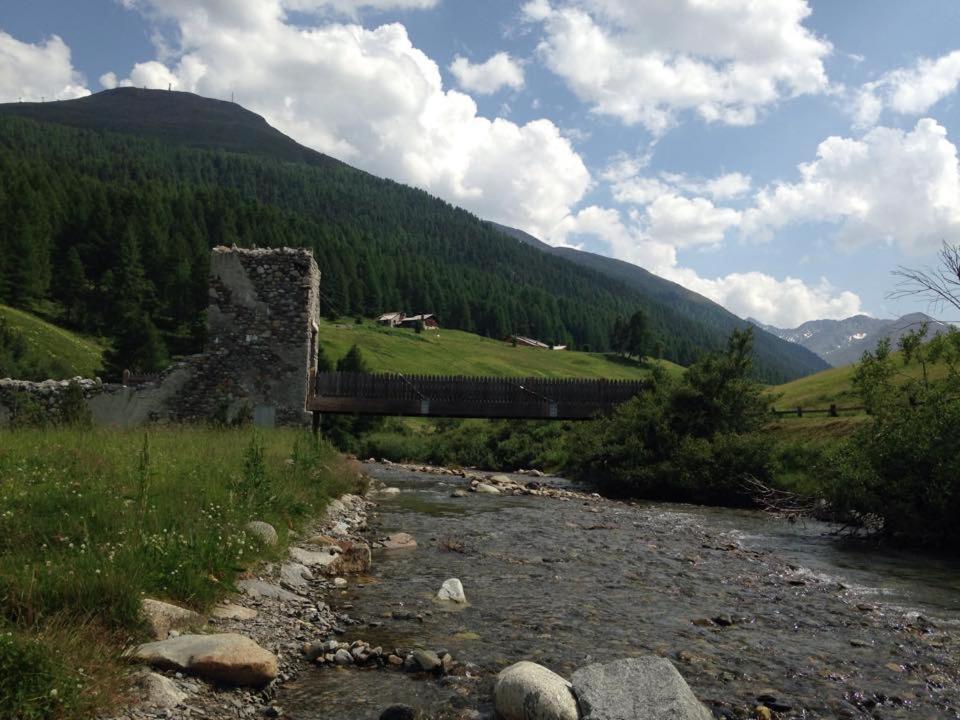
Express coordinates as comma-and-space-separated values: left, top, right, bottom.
768, 349, 950, 409
0, 305, 105, 379
318, 319, 683, 379
0, 427, 357, 719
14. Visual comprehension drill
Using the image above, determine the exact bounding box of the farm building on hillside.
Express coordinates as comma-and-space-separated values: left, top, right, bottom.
377, 312, 404, 327
377, 312, 439, 329
509, 335, 566, 350
399, 314, 439, 329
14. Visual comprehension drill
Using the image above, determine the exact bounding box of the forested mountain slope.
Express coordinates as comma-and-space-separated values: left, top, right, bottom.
0, 89, 821, 382
490, 223, 830, 381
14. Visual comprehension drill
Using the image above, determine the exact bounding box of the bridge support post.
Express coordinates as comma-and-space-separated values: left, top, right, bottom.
312, 410, 321, 437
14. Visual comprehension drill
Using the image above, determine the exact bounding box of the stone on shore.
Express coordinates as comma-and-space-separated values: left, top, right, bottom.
210, 602, 258, 621
132, 669, 188, 708
129, 633, 278, 686
140, 598, 202, 640
237, 578, 305, 603
289, 545, 340, 568
494, 661, 578, 720
382, 532, 418, 550
279, 562, 313, 591
570, 657, 712, 720
475, 483, 501, 495
245, 521, 278, 546
489, 474, 512, 484
437, 578, 467, 603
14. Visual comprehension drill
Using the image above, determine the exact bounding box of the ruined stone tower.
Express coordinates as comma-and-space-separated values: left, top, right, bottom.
177, 246, 320, 426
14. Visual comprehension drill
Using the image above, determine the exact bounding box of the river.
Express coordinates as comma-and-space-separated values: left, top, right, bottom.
282, 465, 960, 719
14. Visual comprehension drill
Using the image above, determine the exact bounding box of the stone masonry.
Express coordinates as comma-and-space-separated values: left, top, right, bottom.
171, 246, 321, 426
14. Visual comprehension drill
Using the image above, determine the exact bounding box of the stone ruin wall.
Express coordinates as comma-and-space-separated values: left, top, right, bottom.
0, 246, 321, 428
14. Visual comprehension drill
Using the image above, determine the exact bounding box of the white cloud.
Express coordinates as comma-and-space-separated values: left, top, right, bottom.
0, 31, 90, 102
450, 52, 524, 95
549, 206, 861, 326
114, 1, 589, 239
851, 49, 960, 127
523, 0, 831, 134
742, 118, 960, 255
645, 194, 741, 248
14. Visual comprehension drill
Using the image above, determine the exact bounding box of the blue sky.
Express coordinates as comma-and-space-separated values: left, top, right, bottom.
2, 0, 960, 327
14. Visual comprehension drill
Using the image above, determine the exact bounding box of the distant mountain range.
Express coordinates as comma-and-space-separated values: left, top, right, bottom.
0, 88, 829, 382
750, 312, 951, 366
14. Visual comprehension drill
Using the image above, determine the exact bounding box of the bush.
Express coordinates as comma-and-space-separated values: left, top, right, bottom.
824, 326, 960, 548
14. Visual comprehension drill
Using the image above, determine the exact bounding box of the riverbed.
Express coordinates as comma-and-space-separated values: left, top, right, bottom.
282, 465, 960, 719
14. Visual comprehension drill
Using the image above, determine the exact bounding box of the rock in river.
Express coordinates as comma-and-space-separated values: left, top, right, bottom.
494, 661, 578, 720
129, 633, 278, 686
571, 657, 712, 720
437, 578, 467, 603
475, 483, 501, 495
382, 532, 418, 550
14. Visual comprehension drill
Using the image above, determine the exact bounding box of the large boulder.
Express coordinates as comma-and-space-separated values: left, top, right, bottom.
129, 633, 278, 687
140, 598, 202, 640
570, 657, 712, 720
475, 483, 501, 495
244, 521, 278, 546
494, 661, 578, 720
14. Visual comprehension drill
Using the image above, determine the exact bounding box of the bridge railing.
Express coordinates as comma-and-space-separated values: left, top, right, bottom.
307, 371, 651, 419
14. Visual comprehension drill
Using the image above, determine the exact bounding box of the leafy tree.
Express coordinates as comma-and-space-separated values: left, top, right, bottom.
102, 311, 168, 380
566, 327, 773, 505
336, 344, 369, 373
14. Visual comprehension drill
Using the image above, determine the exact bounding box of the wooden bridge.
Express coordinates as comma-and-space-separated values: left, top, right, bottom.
306, 371, 650, 421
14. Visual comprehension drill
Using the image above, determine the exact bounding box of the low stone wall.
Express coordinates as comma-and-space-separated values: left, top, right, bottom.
0, 368, 195, 428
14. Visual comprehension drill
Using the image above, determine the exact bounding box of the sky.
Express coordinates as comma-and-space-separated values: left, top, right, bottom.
2, 0, 960, 328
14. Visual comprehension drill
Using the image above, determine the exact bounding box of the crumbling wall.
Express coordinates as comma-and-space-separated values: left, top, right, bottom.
169, 246, 320, 426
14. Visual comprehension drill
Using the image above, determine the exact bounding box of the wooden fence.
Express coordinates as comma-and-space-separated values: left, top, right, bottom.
306, 371, 651, 420
770, 404, 866, 418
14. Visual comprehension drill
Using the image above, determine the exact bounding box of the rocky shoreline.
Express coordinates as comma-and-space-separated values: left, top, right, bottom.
107, 464, 960, 720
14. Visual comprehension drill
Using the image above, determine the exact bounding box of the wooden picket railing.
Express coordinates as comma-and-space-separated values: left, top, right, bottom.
306, 370, 651, 420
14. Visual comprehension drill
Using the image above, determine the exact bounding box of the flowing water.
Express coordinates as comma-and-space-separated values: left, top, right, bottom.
282, 465, 960, 719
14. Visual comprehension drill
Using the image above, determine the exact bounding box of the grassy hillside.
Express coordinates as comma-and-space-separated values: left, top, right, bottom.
770, 351, 949, 408
318, 320, 682, 379
0, 305, 104, 379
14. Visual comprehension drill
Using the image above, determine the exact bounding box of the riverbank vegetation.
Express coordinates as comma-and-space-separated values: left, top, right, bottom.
0, 428, 356, 719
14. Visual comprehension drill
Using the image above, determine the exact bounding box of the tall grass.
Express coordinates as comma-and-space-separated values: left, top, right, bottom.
0, 427, 356, 719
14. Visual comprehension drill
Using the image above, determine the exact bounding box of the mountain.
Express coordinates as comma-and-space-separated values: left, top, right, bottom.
490, 222, 830, 380
0, 88, 823, 382
754, 312, 951, 366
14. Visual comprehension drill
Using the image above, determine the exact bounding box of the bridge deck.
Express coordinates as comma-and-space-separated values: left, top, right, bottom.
306, 371, 649, 420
